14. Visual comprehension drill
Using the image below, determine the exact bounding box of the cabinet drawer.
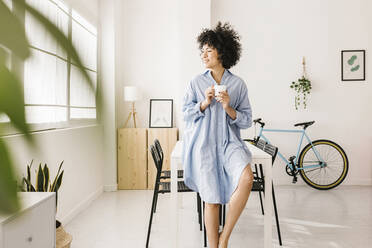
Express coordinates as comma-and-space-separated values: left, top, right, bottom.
2, 196, 55, 248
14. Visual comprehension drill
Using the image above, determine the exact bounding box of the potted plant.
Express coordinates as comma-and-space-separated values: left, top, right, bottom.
22, 160, 72, 248
290, 76, 312, 110
290, 57, 312, 110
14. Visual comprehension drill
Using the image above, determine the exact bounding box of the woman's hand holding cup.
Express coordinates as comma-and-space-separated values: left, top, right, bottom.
214, 85, 230, 109
203, 85, 215, 106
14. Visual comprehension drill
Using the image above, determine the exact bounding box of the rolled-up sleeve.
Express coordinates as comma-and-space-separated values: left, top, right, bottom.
228, 83, 252, 129
182, 81, 205, 123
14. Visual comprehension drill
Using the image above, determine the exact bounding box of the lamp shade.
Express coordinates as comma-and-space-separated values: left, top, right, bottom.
124, 86, 141, 102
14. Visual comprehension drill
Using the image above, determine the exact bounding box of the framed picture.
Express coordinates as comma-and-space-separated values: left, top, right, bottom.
341, 50, 365, 81
149, 99, 173, 128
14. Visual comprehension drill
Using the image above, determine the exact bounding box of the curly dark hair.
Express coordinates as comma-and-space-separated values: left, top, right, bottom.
197, 22, 242, 69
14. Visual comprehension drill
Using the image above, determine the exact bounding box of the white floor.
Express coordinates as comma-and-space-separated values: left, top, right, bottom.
65, 186, 372, 248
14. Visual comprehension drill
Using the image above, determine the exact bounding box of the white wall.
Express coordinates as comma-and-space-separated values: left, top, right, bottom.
116, 0, 211, 131
99, 0, 118, 191
118, 0, 372, 185
4, 125, 104, 224
176, 0, 211, 132
211, 0, 372, 185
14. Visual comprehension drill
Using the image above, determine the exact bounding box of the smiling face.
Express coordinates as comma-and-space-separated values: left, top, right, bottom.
200, 44, 222, 69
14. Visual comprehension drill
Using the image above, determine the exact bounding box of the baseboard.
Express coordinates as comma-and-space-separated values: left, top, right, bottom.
60, 186, 103, 225
103, 184, 118, 192
345, 179, 372, 185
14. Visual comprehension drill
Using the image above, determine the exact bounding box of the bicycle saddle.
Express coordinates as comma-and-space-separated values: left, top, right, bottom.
294, 121, 315, 129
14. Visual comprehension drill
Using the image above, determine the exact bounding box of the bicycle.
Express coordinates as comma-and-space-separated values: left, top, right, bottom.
250, 118, 349, 190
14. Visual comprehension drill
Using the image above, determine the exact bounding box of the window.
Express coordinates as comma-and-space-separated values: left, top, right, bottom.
25, 0, 97, 126
4, 0, 12, 9
70, 10, 97, 120
0, 0, 12, 123
0, 0, 98, 131
0, 44, 12, 123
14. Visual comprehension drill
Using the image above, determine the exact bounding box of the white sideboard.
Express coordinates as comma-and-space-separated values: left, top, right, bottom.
0, 192, 56, 248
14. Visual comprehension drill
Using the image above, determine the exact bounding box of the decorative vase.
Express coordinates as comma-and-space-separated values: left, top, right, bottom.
56, 221, 72, 248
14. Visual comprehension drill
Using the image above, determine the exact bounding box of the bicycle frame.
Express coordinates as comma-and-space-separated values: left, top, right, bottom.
257, 127, 325, 171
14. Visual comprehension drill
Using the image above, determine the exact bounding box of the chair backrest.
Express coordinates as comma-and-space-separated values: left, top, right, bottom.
149, 145, 161, 173
256, 139, 266, 150
154, 139, 164, 163
263, 143, 278, 164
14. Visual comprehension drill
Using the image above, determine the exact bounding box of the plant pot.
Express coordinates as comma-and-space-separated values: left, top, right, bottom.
56, 220, 72, 248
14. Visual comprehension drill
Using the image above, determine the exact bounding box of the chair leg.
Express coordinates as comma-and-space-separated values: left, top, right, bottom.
255, 164, 265, 215
153, 187, 159, 213
197, 193, 202, 231
258, 191, 265, 215
197, 193, 200, 213
259, 164, 265, 197
146, 184, 158, 248
219, 204, 222, 226
222, 204, 226, 227
272, 184, 283, 246
203, 201, 207, 247
154, 181, 160, 213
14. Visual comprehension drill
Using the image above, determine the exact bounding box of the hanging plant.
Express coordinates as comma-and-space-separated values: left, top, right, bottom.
290, 57, 312, 110
290, 76, 312, 110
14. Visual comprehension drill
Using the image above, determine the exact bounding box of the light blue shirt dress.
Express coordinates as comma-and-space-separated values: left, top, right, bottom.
182, 69, 253, 204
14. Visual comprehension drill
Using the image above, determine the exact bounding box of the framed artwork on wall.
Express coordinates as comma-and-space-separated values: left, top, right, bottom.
341, 50, 365, 81
149, 99, 173, 128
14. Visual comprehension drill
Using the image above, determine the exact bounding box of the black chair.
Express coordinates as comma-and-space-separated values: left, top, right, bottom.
253, 138, 267, 214
252, 142, 283, 246
152, 139, 203, 231
256, 138, 266, 149
243, 138, 266, 214
146, 144, 197, 248
154, 139, 184, 180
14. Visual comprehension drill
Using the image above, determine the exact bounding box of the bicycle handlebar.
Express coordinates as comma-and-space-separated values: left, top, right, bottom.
253, 118, 265, 127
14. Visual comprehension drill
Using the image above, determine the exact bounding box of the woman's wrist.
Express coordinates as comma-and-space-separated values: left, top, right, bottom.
200, 100, 210, 112
224, 105, 237, 120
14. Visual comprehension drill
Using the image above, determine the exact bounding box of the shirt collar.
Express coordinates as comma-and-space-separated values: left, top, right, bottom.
204, 69, 232, 85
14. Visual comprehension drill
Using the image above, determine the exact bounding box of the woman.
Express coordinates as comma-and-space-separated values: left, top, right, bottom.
182, 22, 254, 248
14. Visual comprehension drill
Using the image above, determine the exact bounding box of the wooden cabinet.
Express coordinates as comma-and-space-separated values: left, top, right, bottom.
118, 128, 148, 189
117, 128, 178, 190
0, 192, 56, 248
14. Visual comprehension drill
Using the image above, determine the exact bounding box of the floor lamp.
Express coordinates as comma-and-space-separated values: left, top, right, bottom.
123, 86, 140, 128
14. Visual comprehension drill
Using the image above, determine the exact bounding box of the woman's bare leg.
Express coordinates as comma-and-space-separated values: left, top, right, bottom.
219, 164, 253, 248
204, 203, 220, 248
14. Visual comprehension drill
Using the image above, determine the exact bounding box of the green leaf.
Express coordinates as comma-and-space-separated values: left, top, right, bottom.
43, 164, 49, 192
54, 170, 64, 193
26, 160, 33, 191
0, 64, 31, 140
22, 177, 30, 191
21, 177, 27, 192
0, 1, 30, 59
0, 138, 20, 214
50, 161, 64, 191
36, 163, 44, 192
23, 177, 35, 192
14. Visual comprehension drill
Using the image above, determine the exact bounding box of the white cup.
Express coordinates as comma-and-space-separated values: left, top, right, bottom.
214, 85, 226, 100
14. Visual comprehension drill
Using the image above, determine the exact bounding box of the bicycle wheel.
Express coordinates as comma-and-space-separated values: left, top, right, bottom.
298, 139, 348, 190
